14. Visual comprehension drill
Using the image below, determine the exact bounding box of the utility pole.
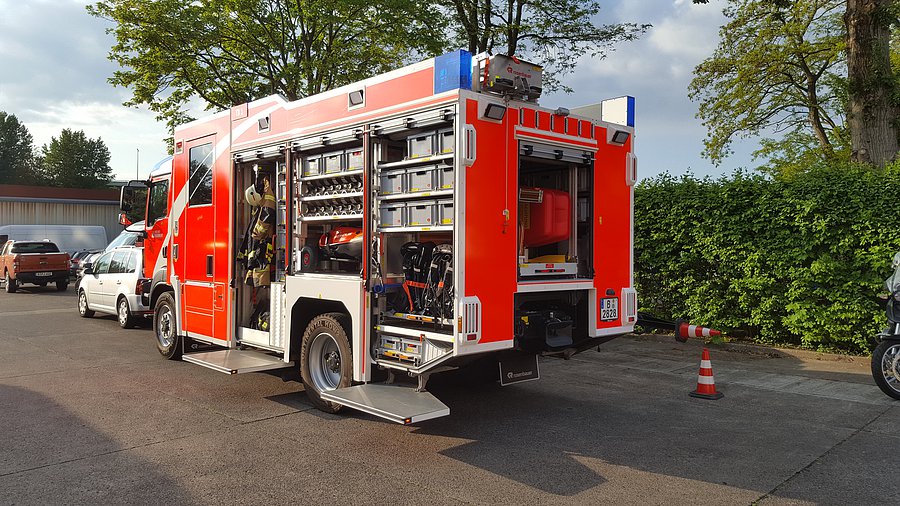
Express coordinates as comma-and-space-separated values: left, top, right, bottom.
136, 148, 140, 180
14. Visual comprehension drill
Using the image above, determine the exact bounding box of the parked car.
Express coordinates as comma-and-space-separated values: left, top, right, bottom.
0, 240, 70, 292
76, 222, 144, 283
76, 247, 150, 328
69, 250, 100, 277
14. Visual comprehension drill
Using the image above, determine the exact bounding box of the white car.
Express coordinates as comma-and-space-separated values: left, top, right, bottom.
77, 247, 150, 328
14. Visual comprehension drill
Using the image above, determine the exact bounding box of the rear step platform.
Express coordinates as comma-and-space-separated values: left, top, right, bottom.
182, 349, 292, 374
320, 384, 449, 424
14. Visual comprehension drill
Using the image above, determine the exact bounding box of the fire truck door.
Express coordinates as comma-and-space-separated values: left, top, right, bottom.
179, 137, 217, 340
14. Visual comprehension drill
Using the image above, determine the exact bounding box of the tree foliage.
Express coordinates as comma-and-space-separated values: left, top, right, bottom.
689, 0, 847, 169
39, 129, 113, 189
0, 111, 38, 185
444, 0, 649, 92
635, 163, 900, 354
89, 0, 445, 134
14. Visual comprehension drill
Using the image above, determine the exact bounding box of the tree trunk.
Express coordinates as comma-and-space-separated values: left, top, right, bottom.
845, 0, 898, 167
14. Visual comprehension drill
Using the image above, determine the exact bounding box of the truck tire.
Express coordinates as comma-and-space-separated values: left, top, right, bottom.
5, 272, 16, 293
154, 292, 182, 359
117, 296, 137, 329
300, 312, 352, 413
56, 281, 68, 291
77, 289, 95, 318
872, 340, 900, 400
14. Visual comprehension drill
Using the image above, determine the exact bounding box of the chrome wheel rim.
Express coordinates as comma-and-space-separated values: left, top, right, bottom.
118, 299, 128, 325
157, 306, 174, 348
78, 291, 87, 314
309, 332, 342, 392
883, 344, 900, 394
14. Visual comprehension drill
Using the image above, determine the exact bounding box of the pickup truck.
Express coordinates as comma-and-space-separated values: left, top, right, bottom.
0, 240, 70, 292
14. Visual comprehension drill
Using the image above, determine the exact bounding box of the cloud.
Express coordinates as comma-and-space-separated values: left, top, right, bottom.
543, 0, 757, 178
0, 0, 170, 180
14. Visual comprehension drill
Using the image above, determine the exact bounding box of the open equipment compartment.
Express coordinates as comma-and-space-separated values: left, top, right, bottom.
368, 106, 458, 372
293, 130, 366, 276
232, 152, 285, 349
516, 145, 593, 280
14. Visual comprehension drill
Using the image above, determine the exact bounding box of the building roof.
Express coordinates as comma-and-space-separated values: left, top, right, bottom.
0, 184, 119, 202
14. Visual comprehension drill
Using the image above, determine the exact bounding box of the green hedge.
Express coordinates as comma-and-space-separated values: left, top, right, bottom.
634, 164, 900, 354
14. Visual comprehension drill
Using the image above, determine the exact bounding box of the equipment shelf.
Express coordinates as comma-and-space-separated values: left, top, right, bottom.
300, 214, 364, 222
300, 191, 364, 202
299, 169, 364, 182
377, 189, 453, 201
377, 225, 453, 233
383, 311, 454, 326
377, 153, 453, 170
375, 324, 454, 343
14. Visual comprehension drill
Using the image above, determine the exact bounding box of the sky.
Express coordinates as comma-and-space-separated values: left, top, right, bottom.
0, 0, 757, 182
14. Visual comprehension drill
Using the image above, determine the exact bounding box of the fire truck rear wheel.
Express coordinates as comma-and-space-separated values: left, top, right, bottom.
300, 312, 352, 413
154, 292, 182, 360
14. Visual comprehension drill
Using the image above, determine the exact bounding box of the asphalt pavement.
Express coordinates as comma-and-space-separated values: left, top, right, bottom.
1, 284, 898, 505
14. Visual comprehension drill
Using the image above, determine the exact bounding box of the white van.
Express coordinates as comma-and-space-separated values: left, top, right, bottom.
0, 225, 108, 254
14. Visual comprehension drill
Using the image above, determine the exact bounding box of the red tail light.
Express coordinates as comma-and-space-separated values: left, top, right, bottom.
136, 278, 149, 295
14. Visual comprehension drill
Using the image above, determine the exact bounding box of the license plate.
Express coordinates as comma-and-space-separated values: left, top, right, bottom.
35, 272, 52, 277
499, 353, 540, 386
600, 297, 619, 321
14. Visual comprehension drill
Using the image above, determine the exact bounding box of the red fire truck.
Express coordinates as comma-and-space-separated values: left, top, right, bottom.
119, 51, 638, 424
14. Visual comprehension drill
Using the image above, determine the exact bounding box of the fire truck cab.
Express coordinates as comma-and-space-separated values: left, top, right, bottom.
122, 51, 637, 424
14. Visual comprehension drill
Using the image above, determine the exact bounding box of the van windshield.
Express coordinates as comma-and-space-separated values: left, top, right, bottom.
11, 242, 60, 254
105, 231, 140, 252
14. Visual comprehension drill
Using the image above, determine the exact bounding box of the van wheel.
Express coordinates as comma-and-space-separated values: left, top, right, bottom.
117, 296, 137, 329
56, 281, 68, 291
78, 289, 94, 318
154, 292, 181, 359
300, 313, 352, 413
5, 273, 16, 293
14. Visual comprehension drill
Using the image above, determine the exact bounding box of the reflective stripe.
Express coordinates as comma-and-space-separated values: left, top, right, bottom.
700, 360, 712, 368
697, 375, 715, 385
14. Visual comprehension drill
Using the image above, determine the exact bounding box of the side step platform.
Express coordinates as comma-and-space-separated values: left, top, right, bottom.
320, 384, 449, 425
182, 349, 292, 374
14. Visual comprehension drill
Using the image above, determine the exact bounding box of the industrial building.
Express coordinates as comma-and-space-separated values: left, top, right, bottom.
0, 184, 121, 245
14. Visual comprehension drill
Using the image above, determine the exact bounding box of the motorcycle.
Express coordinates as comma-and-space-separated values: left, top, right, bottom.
873, 251, 900, 400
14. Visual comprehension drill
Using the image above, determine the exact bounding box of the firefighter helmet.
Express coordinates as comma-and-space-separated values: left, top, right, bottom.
244, 184, 263, 206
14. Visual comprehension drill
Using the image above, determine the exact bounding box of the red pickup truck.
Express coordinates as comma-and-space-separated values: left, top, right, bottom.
0, 240, 70, 292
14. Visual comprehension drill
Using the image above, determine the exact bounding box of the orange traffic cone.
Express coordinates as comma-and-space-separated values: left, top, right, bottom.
689, 348, 724, 400
675, 320, 722, 343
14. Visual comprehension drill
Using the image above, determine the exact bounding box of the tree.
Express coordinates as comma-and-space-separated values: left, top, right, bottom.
89, 0, 445, 136
845, 0, 899, 166
39, 129, 113, 189
688, 0, 847, 170
0, 112, 38, 185
443, 0, 649, 92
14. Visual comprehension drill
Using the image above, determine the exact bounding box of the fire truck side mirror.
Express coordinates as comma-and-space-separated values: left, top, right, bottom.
119, 181, 148, 228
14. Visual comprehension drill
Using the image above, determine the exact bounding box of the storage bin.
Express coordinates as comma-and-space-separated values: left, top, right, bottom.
323, 151, 344, 174
407, 166, 437, 193
436, 164, 454, 190
437, 199, 454, 225
407, 200, 437, 227
407, 132, 436, 159
379, 203, 406, 228
379, 169, 406, 195
437, 128, 455, 154
302, 156, 321, 177
346, 148, 364, 171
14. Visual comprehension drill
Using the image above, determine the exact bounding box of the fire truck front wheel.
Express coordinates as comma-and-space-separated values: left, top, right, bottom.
154, 292, 182, 360
300, 313, 352, 413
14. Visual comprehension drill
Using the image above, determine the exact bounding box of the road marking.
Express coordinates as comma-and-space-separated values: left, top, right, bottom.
0, 308, 73, 317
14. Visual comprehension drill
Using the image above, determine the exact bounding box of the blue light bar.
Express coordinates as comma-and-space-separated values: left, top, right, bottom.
433, 50, 473, 94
